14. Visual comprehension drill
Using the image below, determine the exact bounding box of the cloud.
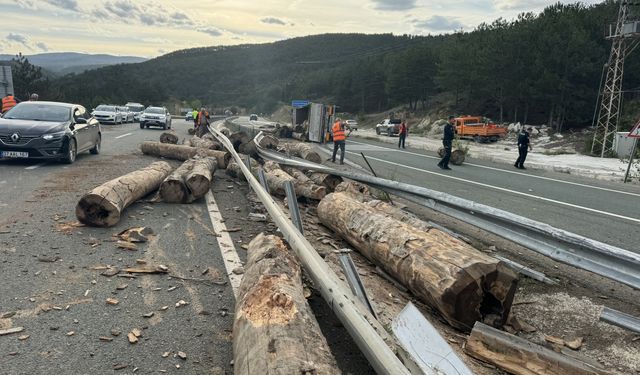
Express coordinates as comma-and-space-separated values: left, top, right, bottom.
492, 0, 549, 11
35, 42, 50, 52
371, 0, 416, 11
7, 33, 29, 45
197, 26, 223, 37
413, 16, 463, 31
261, 17, 286, 26
45, 0, 78, 11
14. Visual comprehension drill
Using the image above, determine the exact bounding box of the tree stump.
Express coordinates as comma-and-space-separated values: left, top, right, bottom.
317, 192, 518, 331
437, 147, 466, 165
233, 233, 339, 374
140, 141, 230, 169
76, 161, 173, 227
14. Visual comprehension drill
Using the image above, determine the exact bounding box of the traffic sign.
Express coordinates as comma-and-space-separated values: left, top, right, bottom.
291, 100, 310, 108
629, 121, 640, 138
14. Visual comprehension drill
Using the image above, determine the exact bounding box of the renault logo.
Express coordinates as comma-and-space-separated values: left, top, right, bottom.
10, 133, 20, 142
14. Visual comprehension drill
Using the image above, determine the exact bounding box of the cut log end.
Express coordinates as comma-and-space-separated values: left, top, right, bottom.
75, 194, 120, 227
159, 180, 187, 203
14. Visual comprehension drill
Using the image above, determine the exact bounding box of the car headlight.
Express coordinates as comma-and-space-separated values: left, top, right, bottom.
43, 131, 66, 140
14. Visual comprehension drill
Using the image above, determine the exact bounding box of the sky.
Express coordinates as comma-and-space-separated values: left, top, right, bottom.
0, 0, 604, 58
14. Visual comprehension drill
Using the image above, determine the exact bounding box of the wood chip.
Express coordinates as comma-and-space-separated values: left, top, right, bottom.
101, 267, 119, 277
175, 300, 189, 308
162, 352, 171, 358
106, 298, 119, 305
116, 241, 138, 251
544, 335, 565, 346
113, 363, 128, 370
177, 351, 187, 360
222, 228, 242, 232
18, 335, 29, 340
136, 259, 147, 265
0, 327, 24, 336
131, 328, 142, 337
99, 336, 114, 342
159, 306, 169, 311
127, 333, 138, 344
37, 255, 60, 262
118, 227, 154, 243
66, 331, 75, 336
124, 266, 169, 274
116, 284, 128, 290
1, 311, 16, 319
142, 312, 154, 318
565, 337, 583, 350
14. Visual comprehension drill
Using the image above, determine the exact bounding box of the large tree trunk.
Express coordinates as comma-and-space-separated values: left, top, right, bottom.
185, 157, 217, 198
281, 166, 313, 183
76, 161, 173, 227
233, 233, 339, 374
307, 173, 342, 192
317, 192, 518, 331
262, 161, 326, 200
159, 159, 197, 203
257, 134, 279, 149
186, 137, 222, 150
229, 131, 251, 151
159, 131, 178, 144
280, 142, 322, 164
140, 141, 230, 169
226, 155, 260, 181
465, 322, 610, 375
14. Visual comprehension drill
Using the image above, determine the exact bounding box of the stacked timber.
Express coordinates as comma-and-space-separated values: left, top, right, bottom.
279, 142, 322, 164
159, 157, 217, 203
76, 161, 173, 227
262, 161, 326, 200
317, 191, 518, 331
159, 131, 178, 144
307, 172, 343, 192
233, 233, 339, 374
140, 141, 230, 169
185, 136, 222, 150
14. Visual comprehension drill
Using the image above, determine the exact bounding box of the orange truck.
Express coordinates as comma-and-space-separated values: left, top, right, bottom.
454, 116, 507, 143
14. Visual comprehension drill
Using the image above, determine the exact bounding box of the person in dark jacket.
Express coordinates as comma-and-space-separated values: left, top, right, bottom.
437, 116, 456, 170
514, 127, 533, 169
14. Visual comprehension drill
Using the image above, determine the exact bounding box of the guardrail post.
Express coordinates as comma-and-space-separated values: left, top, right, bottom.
257, 169, 270, 194
338, 250, 377, 319
284, 180, 304, 234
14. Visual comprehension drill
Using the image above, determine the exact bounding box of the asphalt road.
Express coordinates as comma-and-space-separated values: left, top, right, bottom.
0, 120, 242, 374
327, 136, 640, 252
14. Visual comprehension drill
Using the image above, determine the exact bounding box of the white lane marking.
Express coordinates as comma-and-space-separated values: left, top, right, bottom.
25, 163, 46, 170
114, 132, 133, 139
345, 151, 640, 224
205, 191, 243, 297
347, 139, 640, 198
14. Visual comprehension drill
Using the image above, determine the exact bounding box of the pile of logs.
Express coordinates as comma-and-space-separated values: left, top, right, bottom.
278, 142, 322, 164
317, 187, 518, 332
159, 157, 217, 203
140, 141, 230, 169
258, 161, 326, 200
233, 233, 339, 374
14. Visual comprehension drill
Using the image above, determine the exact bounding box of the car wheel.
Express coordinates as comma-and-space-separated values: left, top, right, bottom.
163, 123, 167, 130
376, 127, 380, 135
140, 123, 145, 129
62, 138, 77, 164
90, 134, 101, 155
387, 128, 392, 137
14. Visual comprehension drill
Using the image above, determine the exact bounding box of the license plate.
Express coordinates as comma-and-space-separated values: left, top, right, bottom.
1, 151, 29, 158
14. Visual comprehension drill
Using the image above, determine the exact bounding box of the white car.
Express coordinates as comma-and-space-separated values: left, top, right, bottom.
345, 119, 358, 131
92, 105, 123, 125
118, 106, 134, 123
139, 106, 172, 130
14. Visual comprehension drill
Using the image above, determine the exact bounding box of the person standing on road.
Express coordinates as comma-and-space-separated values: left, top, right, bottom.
29, 93, 39, 101
437, 116, 456, 170
195, 107, 210, 137
514, 127, 533, 169
192, 109, 198, 127
331, 118, 346, 165
1, 92, 20, 113
398, 121, 408, 149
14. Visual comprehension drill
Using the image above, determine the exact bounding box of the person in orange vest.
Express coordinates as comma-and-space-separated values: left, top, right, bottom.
195, 107, 210, 136
398, 121, 408, 149
331, 118, 346, 164
1, 93, 20, 113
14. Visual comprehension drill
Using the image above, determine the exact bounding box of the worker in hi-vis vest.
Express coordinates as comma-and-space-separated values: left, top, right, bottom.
331, 118, 346, 165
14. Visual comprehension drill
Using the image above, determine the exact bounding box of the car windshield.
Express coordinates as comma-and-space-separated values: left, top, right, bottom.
145, 108, 164, 114
96, 105, 116, 112
3, 103, 71, 122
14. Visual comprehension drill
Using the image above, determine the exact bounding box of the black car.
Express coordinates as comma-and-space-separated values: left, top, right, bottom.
0, 101, 101, 164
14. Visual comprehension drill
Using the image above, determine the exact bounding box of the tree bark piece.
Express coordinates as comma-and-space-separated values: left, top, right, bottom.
233, 233, 339, 374
76, 161, 173, 227
465, 322, 611, 375
317, 192, 518, 331
262, 161, 326, 200
140, 141, 230, 169
226, 154, 259, 181
280, 142, 322, 164
185, 157, 217, 198
159, 132, 178, 144
307, 172, 343, 192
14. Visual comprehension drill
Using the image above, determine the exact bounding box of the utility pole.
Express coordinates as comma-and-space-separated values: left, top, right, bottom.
592, 1, 640, 157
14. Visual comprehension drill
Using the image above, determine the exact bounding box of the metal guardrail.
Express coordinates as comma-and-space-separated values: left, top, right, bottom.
255, 143, 640, 290
208, 125, 412, 375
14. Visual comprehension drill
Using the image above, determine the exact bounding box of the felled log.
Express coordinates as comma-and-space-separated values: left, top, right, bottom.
262, 161, 326, 200
282, 166, 313, 183
233, 233, 339, 374
159, 159, 197, 203
317, 192, 518, 331
187, 128, 196, 135
186, 136, 222, 150
291, 132, 306, 141
238, 140, 259, 158
280, 142, 322, 164
159, 131, 178, 144
140, 141, 230, 169
229, 131, 250, 151
365, 199, 433, 232
218, 126, 231, 137
226, 155, 260, 181
465, 322, 611, 375
76, 161, 173, 227
258, 134, 279, 149
307, 172, 343, 192
185, 157, 217, 198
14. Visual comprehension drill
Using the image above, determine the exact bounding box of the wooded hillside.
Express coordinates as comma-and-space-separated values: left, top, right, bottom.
29, 1, 640, 129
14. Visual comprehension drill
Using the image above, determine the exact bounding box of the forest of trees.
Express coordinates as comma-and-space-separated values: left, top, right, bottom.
9, 0, 640, 131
